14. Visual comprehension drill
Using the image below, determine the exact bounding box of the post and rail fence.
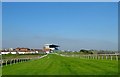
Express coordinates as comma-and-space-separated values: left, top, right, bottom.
0, 54, 48, 67
60, 53, 119, 61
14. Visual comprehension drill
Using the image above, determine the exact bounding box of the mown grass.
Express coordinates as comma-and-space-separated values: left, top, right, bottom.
2, 54, 118, 75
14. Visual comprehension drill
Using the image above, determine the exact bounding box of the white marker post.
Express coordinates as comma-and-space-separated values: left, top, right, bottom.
116, 55, 118, 61
102, 56, 103, 60
106, 56, 108, 60
110, 56, 112, 60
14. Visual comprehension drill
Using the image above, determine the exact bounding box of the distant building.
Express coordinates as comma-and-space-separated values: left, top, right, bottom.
43, 44, 59, 54
9, 48, 13, 51
30, 49, 43, 54
1, 50, 10, 54
15, 47, 30, 52
15, 47, 30, 54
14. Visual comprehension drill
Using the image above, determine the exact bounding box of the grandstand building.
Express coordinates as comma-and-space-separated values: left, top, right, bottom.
43, 44, 59, 54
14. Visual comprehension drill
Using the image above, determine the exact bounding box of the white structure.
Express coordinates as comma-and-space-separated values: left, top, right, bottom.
11, 52, 17, 54
44, 44, 59, 54
9, 48, 13, 51
1, 52, 10, 54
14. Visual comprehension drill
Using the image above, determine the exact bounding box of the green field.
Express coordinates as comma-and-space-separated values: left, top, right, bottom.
2, 54, 118, 75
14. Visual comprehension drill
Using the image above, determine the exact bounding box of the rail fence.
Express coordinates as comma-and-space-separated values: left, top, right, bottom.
0, 54, 48, 67
60, 54, 119, 61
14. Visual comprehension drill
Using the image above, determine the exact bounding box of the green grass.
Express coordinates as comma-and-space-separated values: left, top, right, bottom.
2, 54, 118, 75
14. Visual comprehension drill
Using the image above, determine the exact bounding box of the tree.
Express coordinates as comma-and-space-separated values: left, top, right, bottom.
80, 49, 93, 54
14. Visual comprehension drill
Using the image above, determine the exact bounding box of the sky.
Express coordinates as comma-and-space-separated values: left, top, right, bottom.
2, 2, 118, 51
0, 2, 2, 49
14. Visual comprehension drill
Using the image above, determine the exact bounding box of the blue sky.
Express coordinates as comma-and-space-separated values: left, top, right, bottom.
2, 2, 118, 51
0, 2, 2, 49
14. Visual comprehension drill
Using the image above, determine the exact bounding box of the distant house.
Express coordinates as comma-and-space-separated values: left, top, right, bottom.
15, 47, 30, 52
15, 47, 31, 54
1, 50, 10, 54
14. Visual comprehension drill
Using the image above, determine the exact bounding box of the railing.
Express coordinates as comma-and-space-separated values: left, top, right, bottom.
0, 54, 48, 67
1, 58, 31, 66
59, 54, 119, 61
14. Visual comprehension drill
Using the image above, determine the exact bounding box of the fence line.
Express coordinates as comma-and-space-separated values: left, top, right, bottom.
60, 54, 119, 61
0, 54, 48, 67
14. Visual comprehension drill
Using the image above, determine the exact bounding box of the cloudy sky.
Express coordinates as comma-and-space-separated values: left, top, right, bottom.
2, 2, 118, 51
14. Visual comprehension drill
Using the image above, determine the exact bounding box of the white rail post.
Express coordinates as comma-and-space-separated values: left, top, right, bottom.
96, 55, 97, 60
98, 55, 100, 60
102, 56, 103, 60
116, 55, 118, 61
92, 56, 94, 59
110, 56, 112, 60
106, 56, 108, 60
14, 59, 15, 64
